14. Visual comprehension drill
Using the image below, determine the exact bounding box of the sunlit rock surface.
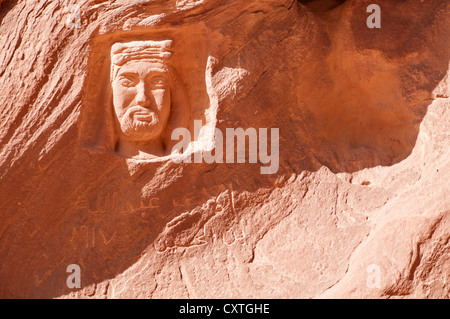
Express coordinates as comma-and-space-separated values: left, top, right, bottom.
0, 0, 448, 298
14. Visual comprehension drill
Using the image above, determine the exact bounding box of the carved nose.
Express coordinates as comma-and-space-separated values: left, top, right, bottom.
135, 83, 152, 107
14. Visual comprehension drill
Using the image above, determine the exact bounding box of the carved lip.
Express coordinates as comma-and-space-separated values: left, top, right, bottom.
134, 113, 154, 122
129, 106, 156, 122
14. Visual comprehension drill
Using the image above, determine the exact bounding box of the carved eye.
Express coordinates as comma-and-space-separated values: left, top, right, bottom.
118, 76, 137, 87
151, 76, 167, 88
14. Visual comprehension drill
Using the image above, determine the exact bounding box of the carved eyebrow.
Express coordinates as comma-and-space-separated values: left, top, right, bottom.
149, 74, 167, 80
117, 72, 139, 79
147, 71, 168, 78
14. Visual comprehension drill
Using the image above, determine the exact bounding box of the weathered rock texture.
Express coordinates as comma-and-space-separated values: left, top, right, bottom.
0, 0, 449, 298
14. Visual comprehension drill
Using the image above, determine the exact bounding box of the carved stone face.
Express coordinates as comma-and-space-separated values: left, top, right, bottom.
111, 61, 171, 142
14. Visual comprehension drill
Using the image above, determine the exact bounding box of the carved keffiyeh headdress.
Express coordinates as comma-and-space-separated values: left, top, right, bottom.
110, 40, 173, 79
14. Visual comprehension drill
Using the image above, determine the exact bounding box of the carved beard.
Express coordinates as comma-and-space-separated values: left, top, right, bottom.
119, 105, 163, 141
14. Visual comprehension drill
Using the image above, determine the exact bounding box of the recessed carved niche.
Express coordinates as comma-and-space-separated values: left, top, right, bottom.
79, 25, 216, 163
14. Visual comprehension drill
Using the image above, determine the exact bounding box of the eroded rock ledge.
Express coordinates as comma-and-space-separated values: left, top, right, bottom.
0, 0, 448, 298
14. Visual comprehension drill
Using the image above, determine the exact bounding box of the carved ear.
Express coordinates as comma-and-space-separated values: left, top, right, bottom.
163, 67, 191, 152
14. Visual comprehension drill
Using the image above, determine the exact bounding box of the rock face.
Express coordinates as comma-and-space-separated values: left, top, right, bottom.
0, 0, 448, 299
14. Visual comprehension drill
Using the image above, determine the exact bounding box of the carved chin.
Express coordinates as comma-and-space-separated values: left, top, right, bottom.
120, 115, 163, 141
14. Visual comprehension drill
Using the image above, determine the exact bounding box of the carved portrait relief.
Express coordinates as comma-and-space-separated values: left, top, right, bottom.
79, 28, 214, 168
109, 40, 191, 159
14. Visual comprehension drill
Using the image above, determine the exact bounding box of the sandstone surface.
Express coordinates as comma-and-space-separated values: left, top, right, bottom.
0, 0, 448, 298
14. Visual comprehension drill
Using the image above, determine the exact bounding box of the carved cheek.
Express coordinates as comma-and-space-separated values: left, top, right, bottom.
152, 89, 170, 111
113, 84, 136, 112
121, 87, 137, 108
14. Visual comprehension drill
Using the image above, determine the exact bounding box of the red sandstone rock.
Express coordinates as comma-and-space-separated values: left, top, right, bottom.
0, 0, 448, 298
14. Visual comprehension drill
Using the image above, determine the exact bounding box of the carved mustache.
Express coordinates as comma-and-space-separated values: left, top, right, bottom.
124, 106, 159, 124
